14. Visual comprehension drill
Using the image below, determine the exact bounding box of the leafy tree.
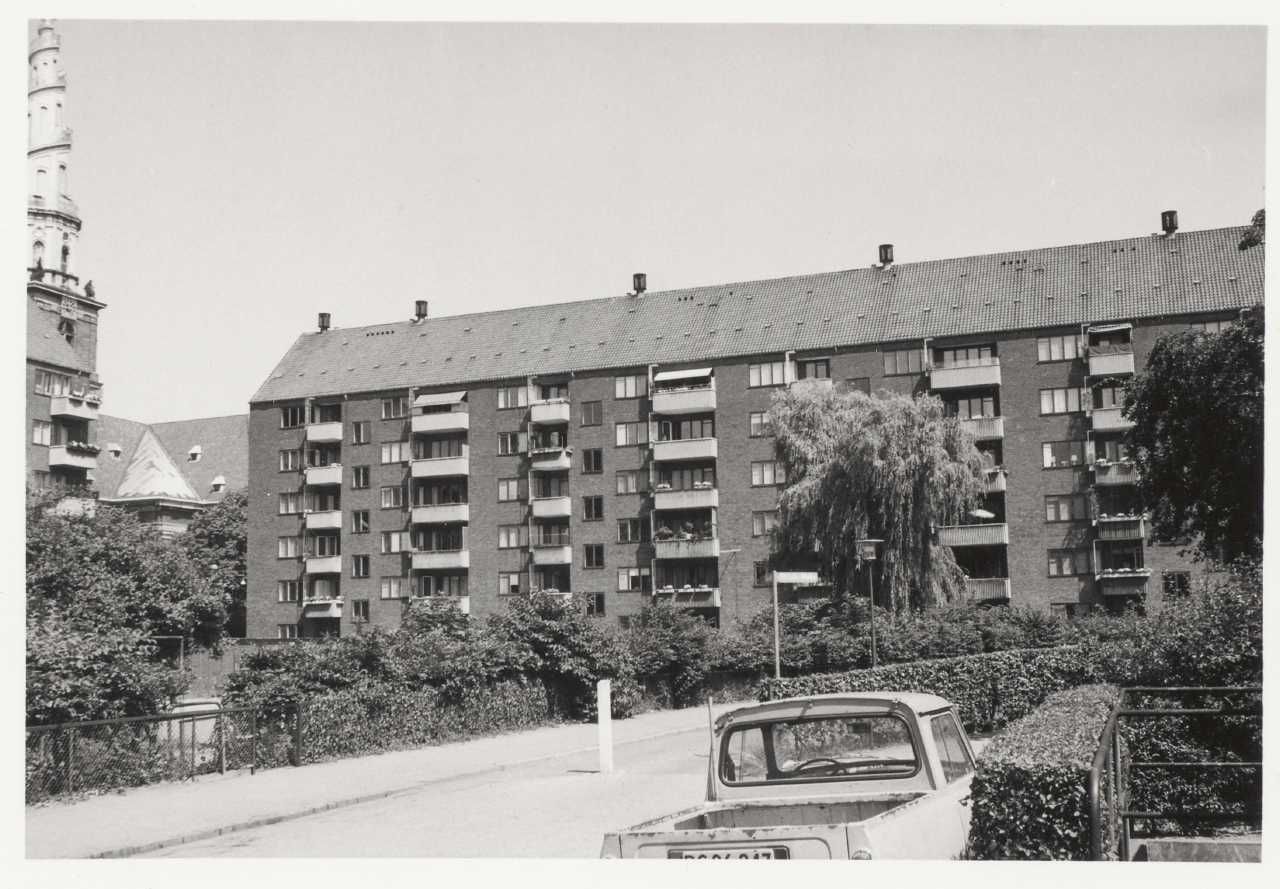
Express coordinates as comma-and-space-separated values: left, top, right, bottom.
628, 603, 717, 707
181, 489, 247, 637
1238, 208, 1264, 250
767, 386, 986, 613
1124, 307, 1263, 563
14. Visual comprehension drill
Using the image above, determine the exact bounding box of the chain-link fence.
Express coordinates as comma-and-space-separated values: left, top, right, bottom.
26, 705, 300, 805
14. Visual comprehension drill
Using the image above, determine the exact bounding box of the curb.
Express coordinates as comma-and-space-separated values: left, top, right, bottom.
77, 720, 712, 859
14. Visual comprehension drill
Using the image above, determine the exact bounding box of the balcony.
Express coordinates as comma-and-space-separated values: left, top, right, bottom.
1094, 515, 1146, 540
789, 378, 834, 393
984, 469, 1007, 494
654, 486, 719, 511
653, 586, 722, 608
929, 358, 1001, 390
530, 399, 571, 425
1094, 461, 1139, 486
409, 594, 471, 615
305, 555, 342, 575
412, 411, 469, 435
303, 510, 342, 531
652, 437, 718, 463
1096, 568, 1152, 591
655, 537, 720, 560
1090, 407, 1134, 432
304, 463, 343, 486
531, 496, 572, 519
960, 416, 1004, 441
965, 577, 1012, 602
47, 443, 98, 470
412, 549, 470, 571
411, 447, 470, 478
652, 383, 717, 415
301, 598, 343, 619
531, 544, 573, 566
411, 503, 469, 524
937, 523, 1009, 547
305, 421, 343, 443
1087, 347, 1135, 378
529, 447, 572, 472
50, 395, 99, 422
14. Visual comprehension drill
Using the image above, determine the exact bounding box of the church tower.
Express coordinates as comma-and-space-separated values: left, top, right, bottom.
27, 19, 105, 497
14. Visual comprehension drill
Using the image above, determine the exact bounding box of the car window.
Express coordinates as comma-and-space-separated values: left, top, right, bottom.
929, 712, 974, 783
722, 714, 919, 785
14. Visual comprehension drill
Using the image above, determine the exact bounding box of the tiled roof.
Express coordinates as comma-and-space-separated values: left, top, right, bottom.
110, 427, 199, 501
93, 414, 150, 498
96, 413, 247, 503
251, 226, 1263, 404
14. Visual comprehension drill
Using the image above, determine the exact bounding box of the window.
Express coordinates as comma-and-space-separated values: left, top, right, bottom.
380, 485, 404, 509
415, 437, 464, 460
497, 478, 523, 502
752, 511, 779, 537
278, 624, 298, 640
1096, 438, 1132, 463
615, 421, 648, 446
587, 593, 607, 617
616, 470, 642, 495
1047, 548, 1091, 577
537, 382, 568, 401
279, 449, 300, 471
498, 572, 523, 596
618, 518, 650, 543
278, 492, 303, 515
1037, 334, 1084, 362
1042, 440, 1087, 469
1039, 387, 1086, 415
533, 475, 568, 499
352, 599, 370, 622
930, 713, 974, 784
748, 360, 786, 387
751, 461, 787, 487
351, 510, 370, 533
351, 555, 370, 578
617, 566, 652, 592
1162, 571, 1192, 598
1092, 385, 1123, 410
614, 374, 648, 399
351, 466, 370, 489
381, 396, 409, 420
280, 405, 305, 428
582, 448, 603, 474
946, 395, 995, 420
749, 412, 771, 437
845, 377, 871, 394
278, 536, 300, 558
33, 369, 71, 396
583, 495, 604, 521
277, 580, 300, 602
379, 577, 403, 599
498, 524, 529, 548
658, 465, 717, 491
934, 345, 994, 367
657, 417, 714, 441
313, 534, 340, 557
581, 401, 602, 426
584, 544, 605, 568
796, 358, 830, 380
720, 714, 918, 786
1190, 319, 1231, 335
497, 385, 528, 409
352, 421, 371, 444
380, 441, 409, 464
754, 561, 772, 587
882, 348, 923, 376
380, 531, 408, 554
308, 577, 337, 600
420, 574, 467, 597
497, 431, 520, 455
1044, 494, 1088, 522
32, 420, 51, 446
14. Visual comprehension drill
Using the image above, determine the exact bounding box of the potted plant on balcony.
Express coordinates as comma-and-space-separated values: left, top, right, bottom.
655, 526, 674, 541
655, 482, 672, 491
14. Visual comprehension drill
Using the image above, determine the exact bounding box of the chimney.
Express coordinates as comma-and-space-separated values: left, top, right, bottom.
317, 312, 331, 332
878, 244, 894, 266
632, 273, 647, 295
414, 300, 429, 321
1161, 210, 1179, 236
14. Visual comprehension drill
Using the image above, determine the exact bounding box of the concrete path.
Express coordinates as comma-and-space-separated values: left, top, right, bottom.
26, 703, 732, 859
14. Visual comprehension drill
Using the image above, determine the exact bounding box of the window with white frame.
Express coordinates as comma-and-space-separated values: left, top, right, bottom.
749, 411, 772, 438
380, 485, 404, 508
351, 466, 370, 489
32, 420, 52, 446
278, 536, 300, 558
277, 580, 300, 602
497, 385, 528, 410
497, 478, 523, 502
380, 531, 408, 554
380, 441, 409, 464
352, 421, 371, 444
278, 624, 298, 640
497, 431, 521, 455
1044, 494, 1089, 522
1039, 387, 1086, 415
882, 348, 923, 375
752, 510, 780, 537
614, 374, 648, 399
748, 360, 786, 387
351, 510, 370, 533
618, 518, 649, 543
1042, 440, 1087, 469
498, 572, 523, 596
615, 470, 642, 494
279, 449, 300, 471
278, 492, 303, 515
498, 524, 529, 548
614, 421, 648, 446
352, 599, 370, 622
379, 577, 404, 599
351, 555, 370, 578
280, 405, 305, 428
1037, 334, 1084, 362
751, 460, 787, 487
1047, 548, 1090, 577
381, 396, 409, 420
617, 566, 652, 592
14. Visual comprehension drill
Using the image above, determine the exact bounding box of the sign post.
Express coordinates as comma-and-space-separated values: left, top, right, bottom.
597, 679, 613, 775
771, 571, 822, 680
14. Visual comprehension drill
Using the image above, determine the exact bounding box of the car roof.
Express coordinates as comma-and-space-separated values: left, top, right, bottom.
716, 692, 953, 730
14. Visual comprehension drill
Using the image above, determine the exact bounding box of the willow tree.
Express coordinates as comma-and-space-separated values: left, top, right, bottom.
767, 385, 986, 614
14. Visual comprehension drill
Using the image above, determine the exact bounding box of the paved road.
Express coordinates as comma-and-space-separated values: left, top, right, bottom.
141, 727, 712, 858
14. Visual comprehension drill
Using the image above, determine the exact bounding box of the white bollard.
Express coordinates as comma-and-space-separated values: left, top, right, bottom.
597, 679, 613, 775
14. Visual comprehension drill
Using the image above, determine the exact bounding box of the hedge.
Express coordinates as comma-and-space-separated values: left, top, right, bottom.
967, 684, 1121, 860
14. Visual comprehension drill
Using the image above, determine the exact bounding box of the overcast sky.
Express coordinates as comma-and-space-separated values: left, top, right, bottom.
52, 20, 1264, 423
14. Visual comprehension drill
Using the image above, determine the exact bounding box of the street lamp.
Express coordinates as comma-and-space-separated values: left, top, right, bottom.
855, 539, 883, 668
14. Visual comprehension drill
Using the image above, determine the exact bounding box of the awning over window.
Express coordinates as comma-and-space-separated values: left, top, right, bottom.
654, 367, 713, 383
414, 390, 467, 408
1088, 322, 1133, 333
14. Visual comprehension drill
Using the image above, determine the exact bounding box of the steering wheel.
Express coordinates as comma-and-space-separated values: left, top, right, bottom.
786, 757, 841, 774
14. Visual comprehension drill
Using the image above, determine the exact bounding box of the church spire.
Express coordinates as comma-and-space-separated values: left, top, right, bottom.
28, 19, 83, 291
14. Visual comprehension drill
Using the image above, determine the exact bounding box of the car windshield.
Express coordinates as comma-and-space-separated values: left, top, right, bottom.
722, 713, 918, 784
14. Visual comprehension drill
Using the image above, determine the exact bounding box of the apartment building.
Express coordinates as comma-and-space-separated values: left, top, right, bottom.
246, 216, 1261, 638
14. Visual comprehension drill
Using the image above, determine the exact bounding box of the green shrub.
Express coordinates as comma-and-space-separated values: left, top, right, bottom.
629, 603, 718, 708
968, 684, 1120, 860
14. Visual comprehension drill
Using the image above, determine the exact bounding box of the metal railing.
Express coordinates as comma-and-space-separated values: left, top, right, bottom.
1088, 687, 1262, 860
26, 704, 304, 804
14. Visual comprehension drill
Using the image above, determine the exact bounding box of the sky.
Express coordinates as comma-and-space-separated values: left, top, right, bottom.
45, 20, 1266, 423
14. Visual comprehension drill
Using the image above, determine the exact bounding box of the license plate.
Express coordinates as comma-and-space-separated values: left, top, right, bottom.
669, 847, 790, 860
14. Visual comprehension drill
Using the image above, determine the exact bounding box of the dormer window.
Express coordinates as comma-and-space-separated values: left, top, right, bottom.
107, 442, 123, 459
188, 445, 203, 463
211, 475, 226, 493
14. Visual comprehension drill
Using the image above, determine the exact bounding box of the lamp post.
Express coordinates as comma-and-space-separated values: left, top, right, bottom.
855, 539, 883, 668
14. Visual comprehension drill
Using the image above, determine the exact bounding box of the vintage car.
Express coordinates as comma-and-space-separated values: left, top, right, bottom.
601, 692, 977, 860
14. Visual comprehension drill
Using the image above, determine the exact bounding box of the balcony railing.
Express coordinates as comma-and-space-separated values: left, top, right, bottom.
27, 266, 81, 293
531, 544, 573, 566
959, 416, 1004, 441
653, 586, 722, 608
304, 555, 342, 575
304, 464, 343, 486
306, 421, 343, 443
652, 437, 718, 463
411, 503, 469, 525
965, 577, 1012, 601
1094, 515, 1146, 540
303, 510, 342, 531
654, 486, 719, 511
301, 598, 343, 618
410, 447, 470, 478
1087, 348, 1135, 378
984, 468, 1007, 494
937, 523, 1009, 547
651, 383, 716, 415
412, 411, 470, 434
1089, 406, 1134, 432
654, 537, 720, 560
1096, 568, 1152, 591
530, 399, 571, 425
531, 496, 572, 519
1093, 461, 1139, 486
529, 447, 572, 472
411, 549, 470, 571
929, 357, 1002, 390
47, 444, 98, 470
49, 395, 99, 422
